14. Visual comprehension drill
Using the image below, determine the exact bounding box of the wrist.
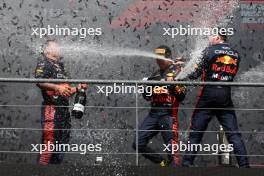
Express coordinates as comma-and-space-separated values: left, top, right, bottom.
54, 85, 60, 91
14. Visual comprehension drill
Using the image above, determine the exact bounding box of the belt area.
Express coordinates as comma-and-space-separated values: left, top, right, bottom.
150, 103, 173, 113
150, 108, 172, 113
151, 103, 172, 107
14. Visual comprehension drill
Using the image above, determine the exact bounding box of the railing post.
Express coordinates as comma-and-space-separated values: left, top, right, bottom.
135, 82, 139, 166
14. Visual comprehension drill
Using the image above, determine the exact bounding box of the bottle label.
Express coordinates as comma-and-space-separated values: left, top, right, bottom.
73, 103, 84, 112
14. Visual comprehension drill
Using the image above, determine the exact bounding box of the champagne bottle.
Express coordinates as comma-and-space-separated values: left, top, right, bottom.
72, 88, 87, 119
218, 125, 232, 166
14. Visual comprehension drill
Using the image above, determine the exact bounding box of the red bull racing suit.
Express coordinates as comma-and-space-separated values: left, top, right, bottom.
182, 43, 249, 167
35, 57, 71, 165
133, 64, 186, 166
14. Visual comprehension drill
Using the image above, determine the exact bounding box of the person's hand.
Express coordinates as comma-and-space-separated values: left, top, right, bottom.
77, 83, 88, 90
55, 84, 73, 97
174, 61, 185, 65
174, 57, 185, 65
175, 85, 186, 94
67, 84, 88, 95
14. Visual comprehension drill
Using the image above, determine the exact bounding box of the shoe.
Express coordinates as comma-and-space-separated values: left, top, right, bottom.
160, 160, 170, 167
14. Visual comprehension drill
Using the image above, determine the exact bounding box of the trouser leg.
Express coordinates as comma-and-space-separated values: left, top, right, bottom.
50, 107, 71, 164
133, 113, 163, 163
182, 110, 212, 166
216, 110, 249, 167
39, 105, 56, 165
160, 115, 180, 166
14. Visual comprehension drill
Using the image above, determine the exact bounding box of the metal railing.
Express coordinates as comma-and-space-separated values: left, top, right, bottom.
0, 78, 264, 87
0, 78, 264, 166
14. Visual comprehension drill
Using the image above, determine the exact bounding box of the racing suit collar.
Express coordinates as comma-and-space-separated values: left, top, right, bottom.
44, 56, 60, 65
213, 42, 229, 46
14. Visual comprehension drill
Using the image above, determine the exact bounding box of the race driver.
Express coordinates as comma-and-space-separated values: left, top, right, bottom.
132, 45, 186, 167
182, 33, 249, 167
35, 40, 87, 165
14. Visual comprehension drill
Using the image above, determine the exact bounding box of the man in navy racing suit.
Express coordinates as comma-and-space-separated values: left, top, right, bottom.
133, 45, 186, 167
35, 40, 87, 165
182, 34, 249, 168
